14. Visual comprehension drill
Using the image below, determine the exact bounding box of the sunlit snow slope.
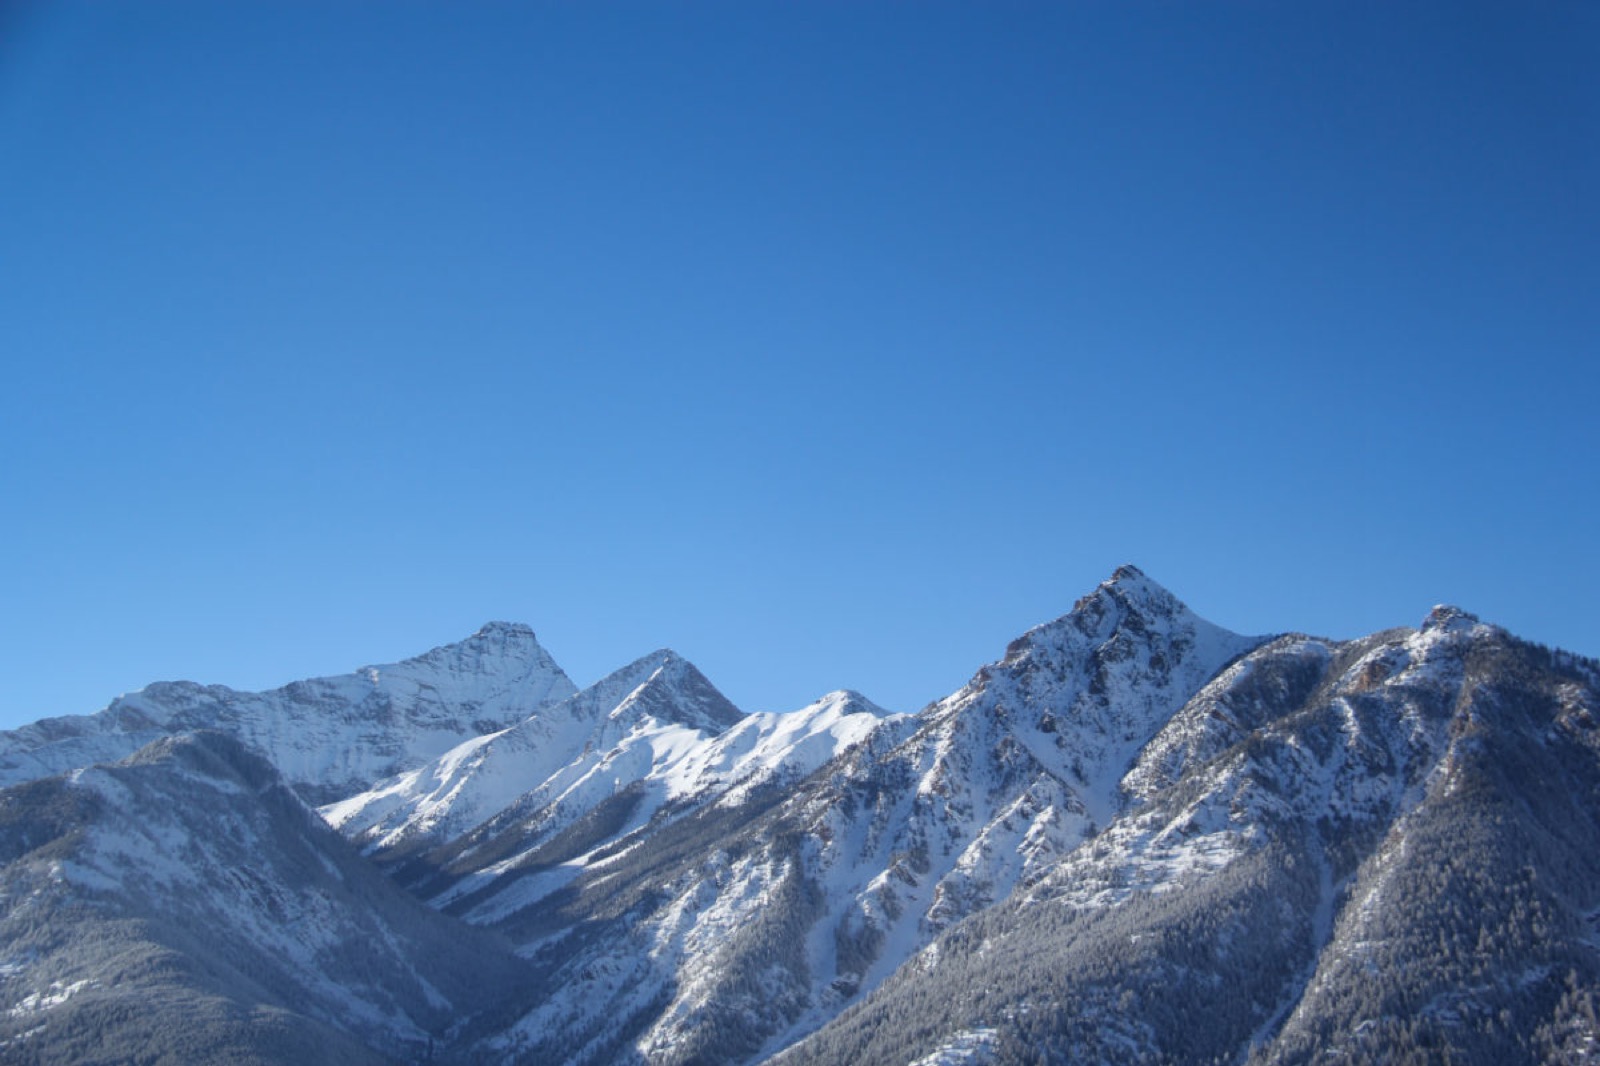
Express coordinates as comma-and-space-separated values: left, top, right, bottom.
0, 623, 576, 803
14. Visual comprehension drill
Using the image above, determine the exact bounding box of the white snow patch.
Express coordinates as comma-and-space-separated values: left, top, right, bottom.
909, 1026, 999, 1065
8, 979, 95, 1017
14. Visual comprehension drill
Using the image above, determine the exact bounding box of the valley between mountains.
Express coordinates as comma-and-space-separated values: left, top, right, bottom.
3, 566, 1598, 1065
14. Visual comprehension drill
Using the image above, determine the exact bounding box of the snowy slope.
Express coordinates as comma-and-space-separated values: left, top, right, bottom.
0, 622, 577, 803
674, 689, 894, 807
477, 566, 1262, 1064
326, 655, 898, 926
776, 606, 1600, 1066
323, 650, 744, 853
442, 688, 899, 925
762, 566, 1260, 1024
0, 731, 532, 1065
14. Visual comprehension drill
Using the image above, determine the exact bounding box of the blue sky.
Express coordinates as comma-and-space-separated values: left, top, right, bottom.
2, 2, 1596, 728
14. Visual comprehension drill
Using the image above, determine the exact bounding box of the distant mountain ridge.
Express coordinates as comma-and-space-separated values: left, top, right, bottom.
1, 567, 1596, 1066
0, 622, 578, 803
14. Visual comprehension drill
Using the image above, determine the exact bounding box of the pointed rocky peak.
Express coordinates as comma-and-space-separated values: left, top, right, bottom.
547, 651, 671, 725
470, 620, 541, 643
549, 651, 741, 735
1422, 604, 1482, 635
930, 567, 1262, 751
607, 651, 745, 734
1001, 565, 1202, 668
1082, 563, 1192, 632
1407, 605, 1504, 676
1103, 562, 1185, 609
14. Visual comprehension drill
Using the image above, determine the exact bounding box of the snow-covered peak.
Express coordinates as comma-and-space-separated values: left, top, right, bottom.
410, 688, 902, 922
472, 620, 538, 639
593, 685, 896, 811
1107, 561, 1161, 589
1420, 604, 1482, 635
988, 565, 1231, 681
1101, 562, 1186, 614
541, 649, 735, 732
325, 650, 745, 852
921, 567, 1262, 826
605, 651, 744, 733
376, 621, 573, 695
804, 690, 894, 719
1064, 563, 1192, 640
0, 624, 580, 803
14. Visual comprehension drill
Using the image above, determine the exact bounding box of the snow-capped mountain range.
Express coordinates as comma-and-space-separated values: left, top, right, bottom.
0, 621, 577, 804
2, 566, 1597, 1066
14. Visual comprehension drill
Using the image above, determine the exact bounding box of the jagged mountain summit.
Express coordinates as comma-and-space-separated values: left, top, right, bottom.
323, 649, 741, 854
0, 622, 577, 804
470, 565, 1264, 1064
1, 567, 1597, 1066
776, 605, 1600, 1066
323, 651, 887, 871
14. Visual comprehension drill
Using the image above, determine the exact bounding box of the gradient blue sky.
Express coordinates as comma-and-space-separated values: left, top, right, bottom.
2, 2, 1596, 728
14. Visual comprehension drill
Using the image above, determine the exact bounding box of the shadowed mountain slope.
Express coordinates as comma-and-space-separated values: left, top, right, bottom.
0, 731, 531, 1065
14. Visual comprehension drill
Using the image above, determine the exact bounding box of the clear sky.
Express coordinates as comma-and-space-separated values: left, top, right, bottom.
2, 2, 1596, 729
